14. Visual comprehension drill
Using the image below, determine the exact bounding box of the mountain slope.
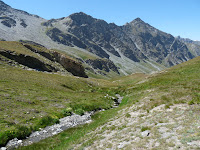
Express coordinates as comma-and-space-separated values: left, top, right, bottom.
123, 18, 194, 67
0, 0, 199, 76
0, 0, 47, 42
43, 12, 194, 68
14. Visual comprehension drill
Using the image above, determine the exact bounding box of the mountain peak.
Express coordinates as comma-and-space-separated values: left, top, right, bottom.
130, 17, 146, 25
69, 12, 91, 18
134, 17, 143, 22
68, 12, 98, 25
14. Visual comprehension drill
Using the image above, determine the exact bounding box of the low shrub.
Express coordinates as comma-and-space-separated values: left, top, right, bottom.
141, 126, 151, 132
15, 125, 32, 139
34, 116, 59, 130
0, 131, 10, 147
62, 107, 73, 117
0, 125, 31, 147
125, 113, 131, 118
188, 100, 195, 105
74, 108, 84, 116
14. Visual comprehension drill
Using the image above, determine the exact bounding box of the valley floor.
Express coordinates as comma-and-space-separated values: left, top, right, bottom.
19, 56, 200, 150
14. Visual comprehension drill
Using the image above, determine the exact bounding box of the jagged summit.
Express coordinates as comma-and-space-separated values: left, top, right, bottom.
68, 12, 96, 25
67, 12, 109, 26
0, 0, 8, 5
132, 17, 144, 23
127, 17, 151, 28
69, 12, 89, 17
124, 17, 146, 26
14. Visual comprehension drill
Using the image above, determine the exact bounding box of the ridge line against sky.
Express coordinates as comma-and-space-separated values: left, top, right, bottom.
2, 0, 200, 41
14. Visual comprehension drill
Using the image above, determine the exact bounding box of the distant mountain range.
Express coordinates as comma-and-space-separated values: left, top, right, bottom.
175, 36, 200, 57
0, 0, 200, 76
176, 36, 200, 46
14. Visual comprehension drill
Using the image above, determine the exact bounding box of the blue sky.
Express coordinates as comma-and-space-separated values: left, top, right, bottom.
3, 0, 200, 40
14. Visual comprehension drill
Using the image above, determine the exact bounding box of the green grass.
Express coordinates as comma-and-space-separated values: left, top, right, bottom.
141, 126, 151, 132
0, 62, 119, 146
122, 56, 200, 110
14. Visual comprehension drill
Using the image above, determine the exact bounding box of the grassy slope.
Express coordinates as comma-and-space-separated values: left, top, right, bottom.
0, 41, 70, 74
0, 61, 121, 146
0, 41, 50, 61
19, 56, 200, 149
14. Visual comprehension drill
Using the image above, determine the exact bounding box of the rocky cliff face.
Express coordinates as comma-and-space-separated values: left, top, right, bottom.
0, 49, 58, 72
52, 51, 88, 78
0, 1, 199, 75
85, 59, 119, 74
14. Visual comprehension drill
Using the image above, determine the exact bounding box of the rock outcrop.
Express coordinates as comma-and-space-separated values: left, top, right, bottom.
0, 41, 88, 78
22, 44, 55, 61
52, 51, 88, 78
0, 49, 58, 72
0, 17, 16, 28
85, 59, 119, 74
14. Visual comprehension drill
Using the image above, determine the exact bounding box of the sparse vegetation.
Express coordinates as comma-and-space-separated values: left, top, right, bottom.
141, 126, 151, 132
61, 107, 73, 117
125, 113, 131, 118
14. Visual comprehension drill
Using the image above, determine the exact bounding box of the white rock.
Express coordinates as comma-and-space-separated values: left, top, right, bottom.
17, 140, 22, 144
117, 141, 130, 149
187, 140, 200, 147
141, 130, 150, 137
118, 143, 125, 149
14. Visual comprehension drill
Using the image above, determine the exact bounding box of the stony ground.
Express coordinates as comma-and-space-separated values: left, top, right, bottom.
3, 113, 92, 150
72, 98, 200, 150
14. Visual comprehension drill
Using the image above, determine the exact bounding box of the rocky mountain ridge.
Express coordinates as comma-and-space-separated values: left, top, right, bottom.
176, 36, 200, 57
44, 12, 194, 67
0, 1, 199, 76
176, 36, 200, 46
